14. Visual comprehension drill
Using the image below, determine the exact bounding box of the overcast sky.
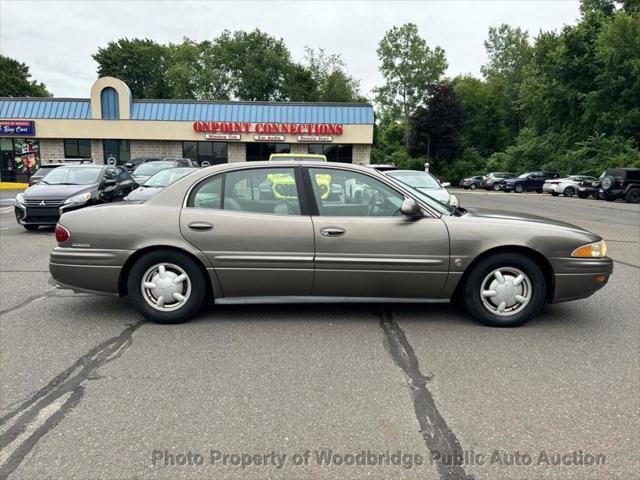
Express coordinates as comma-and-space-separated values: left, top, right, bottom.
1, 0, 581, 98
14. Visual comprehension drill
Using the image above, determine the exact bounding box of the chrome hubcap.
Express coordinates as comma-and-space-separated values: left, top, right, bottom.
480, 267, 531, 316
141, 263, 191, 312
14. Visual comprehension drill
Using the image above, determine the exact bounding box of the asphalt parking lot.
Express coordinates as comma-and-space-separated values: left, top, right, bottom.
1, 191, 638, 480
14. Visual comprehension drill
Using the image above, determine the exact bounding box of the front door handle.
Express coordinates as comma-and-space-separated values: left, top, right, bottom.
188, 222, 213, 231
320, 227, 346, 237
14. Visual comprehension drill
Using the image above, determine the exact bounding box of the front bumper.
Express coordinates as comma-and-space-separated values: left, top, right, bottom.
549, 257, 613, 303
49, 247, 133, 296
15, 202, 89, 225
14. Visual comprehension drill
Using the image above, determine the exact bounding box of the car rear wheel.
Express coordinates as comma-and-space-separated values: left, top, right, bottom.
514, 184, 524, 193
462, 253, 546, 327
624, 188, 640, 203
23, 224, 40, 231
127, 250, 207, 324
564, 186, 576, 197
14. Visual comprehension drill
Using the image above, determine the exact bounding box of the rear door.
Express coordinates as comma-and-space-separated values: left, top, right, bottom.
305, 167, 450, 299
180, 166, 314, 297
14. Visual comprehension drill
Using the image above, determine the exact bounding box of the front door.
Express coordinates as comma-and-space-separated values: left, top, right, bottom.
180, 166, 315, 297
305, 167, 450, 299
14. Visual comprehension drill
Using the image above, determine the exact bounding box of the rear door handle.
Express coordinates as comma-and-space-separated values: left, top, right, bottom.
188, 222, 213, 231
320, 227, 346, 237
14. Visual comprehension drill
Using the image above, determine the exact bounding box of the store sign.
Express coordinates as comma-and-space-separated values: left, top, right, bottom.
205, 133, 241, 141
254, 134, 285, 142
193, 121, 344, 136
297, 135, 333, 143
0, 120, 35, 136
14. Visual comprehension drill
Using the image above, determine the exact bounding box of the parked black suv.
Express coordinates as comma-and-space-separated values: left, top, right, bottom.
15, 164, 137, 230
500, 171, 560, 193
598, 168, 640, 203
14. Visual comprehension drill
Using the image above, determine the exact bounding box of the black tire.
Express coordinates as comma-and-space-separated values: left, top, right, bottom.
462, 253, 546, 327
23, 224, 39, 231
127, 249, 208, 324
492, 183, 501, 191
469, 184, 477, 190
463, 186, 469, 190
577, 191, 589, 199
624, 188, 640, 203
551, 192, 559, 197
564, 186, 576, 197
536, 189, 543, 194
604, 195, 616, 202
514, 184, 524, 193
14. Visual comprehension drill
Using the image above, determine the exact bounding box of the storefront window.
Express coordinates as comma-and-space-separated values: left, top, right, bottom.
0, 138, 40, 183
64, 139, 91, 158
246, 143, 290, 161
183, 141, 228, 166
103, 140, 130, 165
308, 144, 353, 163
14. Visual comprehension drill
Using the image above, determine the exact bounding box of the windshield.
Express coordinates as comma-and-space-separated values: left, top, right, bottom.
144, 168, 196, 187
41, 166, 102, 185
518, 172, 532, 178
387, 171, 441, 189
133, 162, 174, 176
385, 176, 454, 215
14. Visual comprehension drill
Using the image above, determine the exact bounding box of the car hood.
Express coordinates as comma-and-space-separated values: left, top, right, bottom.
132, 175, 151, 183
23, 183, 97, 200
416, 187, 449, 203
125, 186, 161, 201
464, 207, 590, 233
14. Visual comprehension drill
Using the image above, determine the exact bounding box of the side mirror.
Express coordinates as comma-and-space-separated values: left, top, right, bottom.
104, 178, 116, 187
441, 182, 451, 188
401, 198, 422, 218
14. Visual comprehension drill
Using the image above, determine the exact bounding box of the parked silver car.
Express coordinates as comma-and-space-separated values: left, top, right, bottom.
543, 175, 597, 197
50, 161, 612, 327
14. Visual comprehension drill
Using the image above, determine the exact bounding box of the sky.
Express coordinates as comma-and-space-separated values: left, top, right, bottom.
0, 0, 582, 99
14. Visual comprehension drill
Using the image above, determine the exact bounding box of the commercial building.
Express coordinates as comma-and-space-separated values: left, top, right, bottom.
0, 77, 374, 184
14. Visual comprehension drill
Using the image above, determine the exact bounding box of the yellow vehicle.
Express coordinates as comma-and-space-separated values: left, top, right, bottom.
267, 153, 331, 199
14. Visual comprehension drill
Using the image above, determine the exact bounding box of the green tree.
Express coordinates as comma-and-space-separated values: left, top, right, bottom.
212, 29, 292, 101
303, 48, 362, 102
374, 23, 447, 145
0, 55, 50, 97
93, 38, 171, 98
408, 82, 462, 169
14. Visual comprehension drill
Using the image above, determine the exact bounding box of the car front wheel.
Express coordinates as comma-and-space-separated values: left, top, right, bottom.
514, 184, 524, 193
127, 250, 208, 324
462, 253, 546, 327
492, 183, 501, 191
469, 184, 477, 190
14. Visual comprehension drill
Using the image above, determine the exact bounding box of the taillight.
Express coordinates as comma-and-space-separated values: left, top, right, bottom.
55, 224, 70, 243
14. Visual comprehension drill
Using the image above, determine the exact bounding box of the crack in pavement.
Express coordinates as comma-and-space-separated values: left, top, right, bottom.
0, 290, 57, 317
0, 321, 144, 479
378, 307, 474, 480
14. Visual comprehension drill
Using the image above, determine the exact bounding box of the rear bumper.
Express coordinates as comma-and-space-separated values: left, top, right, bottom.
542, 184, 560, 193
550, 257, 613, 303
49, 247, 133, 296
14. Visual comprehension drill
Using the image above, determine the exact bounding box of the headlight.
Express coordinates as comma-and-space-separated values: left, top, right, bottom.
63, 192, 92, 205
448, 194, 459, 207
571, 240, 607, 258
15, 193, 25, 205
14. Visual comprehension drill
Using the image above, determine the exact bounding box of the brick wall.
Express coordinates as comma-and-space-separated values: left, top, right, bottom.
352, 144, 371, 165
130, 140, 182, 160
290, 144, 307, 154
38, 139, 65, 164
91, 140, 104, 164
228, 143, 245, 162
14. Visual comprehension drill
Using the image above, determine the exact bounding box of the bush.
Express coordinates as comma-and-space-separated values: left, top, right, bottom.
438, 147, 485, 183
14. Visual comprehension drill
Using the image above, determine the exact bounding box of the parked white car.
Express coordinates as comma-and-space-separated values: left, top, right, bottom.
543, 175, 597, 197
384, 170, 459, 207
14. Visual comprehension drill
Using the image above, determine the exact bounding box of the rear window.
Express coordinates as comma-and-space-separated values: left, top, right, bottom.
606, 170, 626, 180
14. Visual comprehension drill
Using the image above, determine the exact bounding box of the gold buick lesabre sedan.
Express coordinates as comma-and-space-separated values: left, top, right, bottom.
50, 161, 612, 327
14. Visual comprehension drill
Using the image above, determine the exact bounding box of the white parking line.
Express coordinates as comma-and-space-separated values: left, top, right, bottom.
0, 225, 18, 230
0, 207, 14, 214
